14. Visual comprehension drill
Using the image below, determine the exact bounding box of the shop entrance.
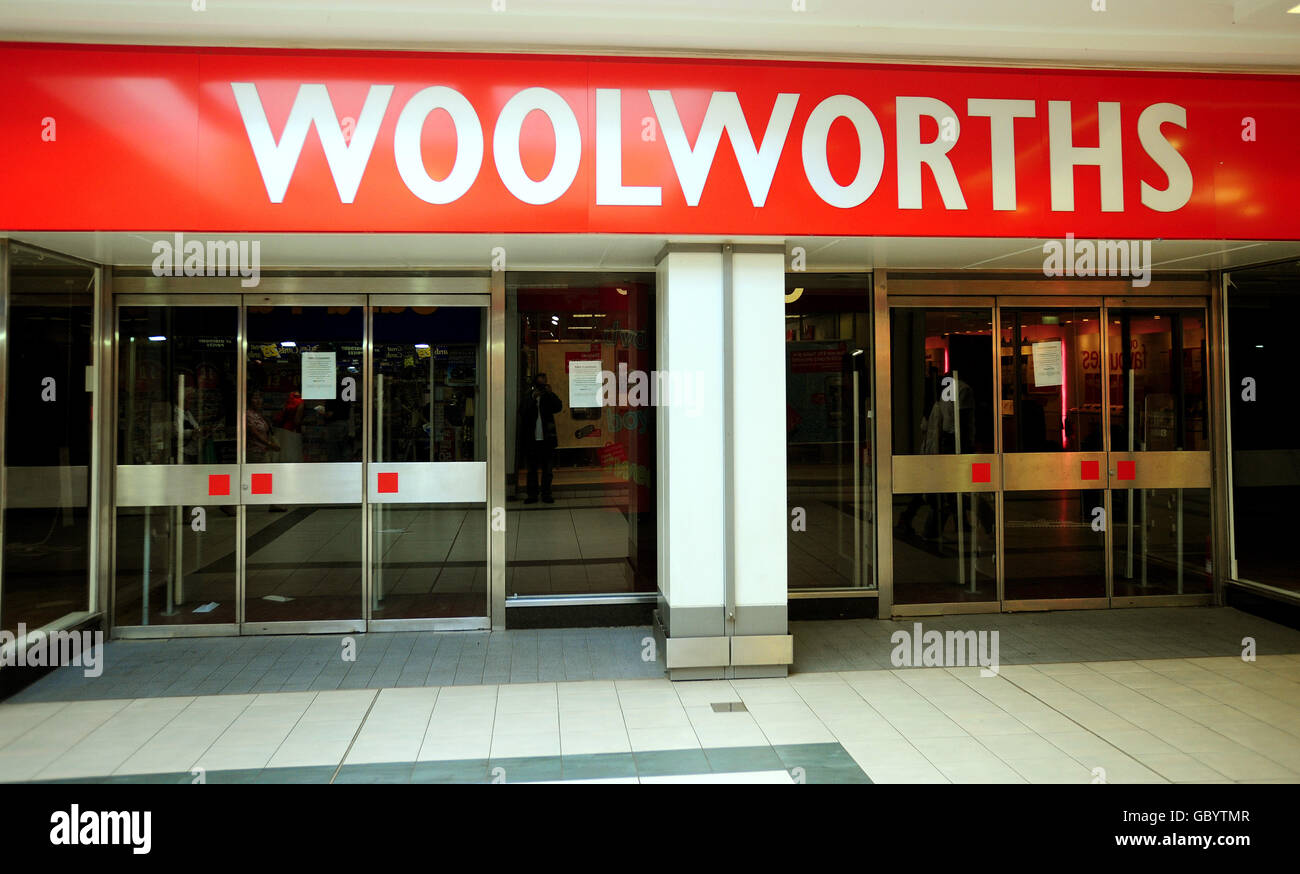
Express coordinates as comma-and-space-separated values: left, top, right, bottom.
112, 291, 490, 635
888, 292, 1212, 614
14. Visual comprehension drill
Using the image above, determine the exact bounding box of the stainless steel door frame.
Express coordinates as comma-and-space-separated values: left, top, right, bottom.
1100, 297, 1215, 608
888, 293, 1214, 616
887, 296, 1001, 615
998, 298, 1110, 611
240, 293, 367, 635
366, 294, 492, 632
110, 294, 244, 637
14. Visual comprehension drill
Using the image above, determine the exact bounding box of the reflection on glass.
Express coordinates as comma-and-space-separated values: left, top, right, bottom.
244, 306, 364, 622
114, 305, 239, 625
118, 307, 239, 465
892, 492, 996, 603
891, 308, 994, 456
504, 273, 657, 595
371, 306, 486, 619
1111, 488, 1211, 597
785, 275, 873, 589
371, 504, 485, 619
243, 504, 362, 622
1003, 490, 1105, 600
1227, 261, 1300, 595
246, 306, 363, 464
1, 247, 95, 634
114, 505, 238, 624
1108, 311, 1207, 452
1000, 307, 1102, 453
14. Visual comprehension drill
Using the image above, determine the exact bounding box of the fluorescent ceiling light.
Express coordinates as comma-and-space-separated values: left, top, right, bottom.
148, 335, 166, 341
281, 341, 296, 347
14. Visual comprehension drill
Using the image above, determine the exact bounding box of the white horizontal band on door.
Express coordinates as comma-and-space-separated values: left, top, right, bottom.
5, 465, 89, 509
116, 464, 241, 507
368, 461, 487, 504
241, 462, 363, 505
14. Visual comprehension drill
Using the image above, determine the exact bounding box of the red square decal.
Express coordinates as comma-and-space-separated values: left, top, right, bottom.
251, 473, 273, 495
971, 462, 991, 483
1080, 460, 1100, 481
208, 474, 230, 496
1117, 460, 1136, 481
377, 472, 399, 494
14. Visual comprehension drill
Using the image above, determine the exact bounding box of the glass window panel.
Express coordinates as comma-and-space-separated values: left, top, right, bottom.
891, 308, 995, 456
1, 247, 95, 635
1227, 260, 1300, 595
1003, 489, 1106, 600
892, 492, 997, 603
785, 274, 873, 589
999, 307, 1102, 453
504, 273, 657, 596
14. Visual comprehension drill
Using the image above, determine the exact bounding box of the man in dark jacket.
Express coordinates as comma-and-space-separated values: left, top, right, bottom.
520, 372, 563, 503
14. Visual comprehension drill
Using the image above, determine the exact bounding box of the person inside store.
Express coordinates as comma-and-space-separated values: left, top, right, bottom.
519, 371, 563, 504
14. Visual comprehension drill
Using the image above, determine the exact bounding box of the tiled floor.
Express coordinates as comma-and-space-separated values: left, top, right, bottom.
3, 654, 1299, 784
8, 627, 665, 703
791, 607, 1300, 672
12, 607, 1298, 705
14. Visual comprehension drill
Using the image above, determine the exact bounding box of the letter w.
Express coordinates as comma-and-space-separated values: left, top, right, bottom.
648, 90, 798, 207
231, 83, 394, 203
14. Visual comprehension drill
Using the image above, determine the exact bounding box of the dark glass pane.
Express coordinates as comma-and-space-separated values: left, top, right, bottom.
999, 307, 1102, 453
1, 247, 94, 634
785, 275, 873, 589
1003, 489, 1106, 600
891, 308, 995, 456
1227, 261, 1300, 594
892, 492, 997, 603
504, 273, 656, 596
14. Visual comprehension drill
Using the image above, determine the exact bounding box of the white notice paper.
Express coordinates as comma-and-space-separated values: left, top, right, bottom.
301, 351, 337, 400
568, 360, 604, 408
1032, 340, 1063, 387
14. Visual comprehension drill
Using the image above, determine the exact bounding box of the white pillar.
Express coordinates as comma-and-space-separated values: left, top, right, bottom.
728, 246, 792, 677
655, 244, 792, 680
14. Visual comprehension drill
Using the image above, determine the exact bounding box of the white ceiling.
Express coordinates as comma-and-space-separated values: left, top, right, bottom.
1, 0, 1298, 70
8, 231, 1299, 272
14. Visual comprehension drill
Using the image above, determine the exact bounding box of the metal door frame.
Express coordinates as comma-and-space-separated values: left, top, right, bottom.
109, 282, 497, 638
111, 293, 244, 638
885, 284, 1214, 618
366, 293, 491, 633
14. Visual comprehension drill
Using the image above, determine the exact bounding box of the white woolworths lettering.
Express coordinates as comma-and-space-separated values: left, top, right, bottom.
394, 86, 484, 204
966, 98, 1037, 211
800, 94, 885, 208
895, 96, 967, 209
648, 89, 798, 207
492, 87, 582, 205
231, 82, 393, 203
230, 82, 1193, 215
596, 88, 661, 206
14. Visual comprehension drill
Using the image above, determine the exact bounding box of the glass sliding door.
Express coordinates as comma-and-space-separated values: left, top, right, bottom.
242, 298, 364, 630
998, 303, 1108, 603
885, 292, 1214, 616
369, 296, 489, 627
1106, 305, 1212, 598
114, 297, 240, 628
889, 303, 999, 606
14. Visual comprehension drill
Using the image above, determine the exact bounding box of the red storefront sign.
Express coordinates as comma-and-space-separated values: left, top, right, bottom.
2, 42, 1298, 239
